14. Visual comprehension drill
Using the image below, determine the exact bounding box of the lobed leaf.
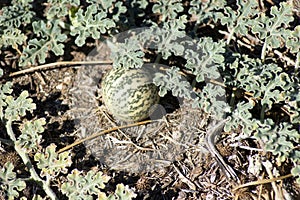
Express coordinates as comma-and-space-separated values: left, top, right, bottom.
285, 25, 300, 54
130, 0, 149, 9
106, 184, 137, 200
188, 0, 226, 24
4, 91, 36, 121
255, 122, 300, 164
16, 118, 46, 153
0, 0, 34, 28
0, 82, 13, 121
291, 165, 300, 185
46, 0, 80, 19
34, 144, 72, 178
224, 101, 261, 137
108, 38, 145, 69
70, 4, 115, 46
230, 56, 294, 110
219, 0, 259, 43
152, 0, 184, 22
194, 83, 229, 120
153, 66, 193, 98
0, 162, 26, 200
0, 28, 27, 49
184, 37, 226, 82
60, 168, 111, 200
251, 2, 294, 59
19, 20, 67, 66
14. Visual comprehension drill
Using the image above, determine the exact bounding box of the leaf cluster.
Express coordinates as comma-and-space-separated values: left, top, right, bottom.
0, 82, 136, 199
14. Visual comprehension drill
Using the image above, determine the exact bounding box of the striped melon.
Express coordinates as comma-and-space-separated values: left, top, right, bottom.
101, 67, 160, 122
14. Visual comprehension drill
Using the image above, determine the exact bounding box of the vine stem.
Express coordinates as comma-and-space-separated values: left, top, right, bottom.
57, 120, 153, 154
7, 60, 113, 78
5, 120, 58, 200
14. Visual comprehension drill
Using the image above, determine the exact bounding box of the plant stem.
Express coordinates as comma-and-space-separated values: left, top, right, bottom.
6, 120, 58, 200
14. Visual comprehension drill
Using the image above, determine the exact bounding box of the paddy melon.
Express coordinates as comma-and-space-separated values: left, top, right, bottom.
101, 67, 160, 122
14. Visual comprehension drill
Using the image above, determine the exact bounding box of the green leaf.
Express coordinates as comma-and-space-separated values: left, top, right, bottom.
0, 82, 13, 121
255, 122, 300, 163
153, 66, 193, 98
70, 4, 115, 46
16, 118, 46, 153
19, 20, 67, 66
150, 15, 187, 59
0, 1, 34, 28
4, 91, 36, 121
291, 165, 300, 184
184, 37, 226, 82
219, 0, 259, 43
0, 28, 27, 49
34, 144, 72, 178
0, 162, 26, 200
251, 2, 294, 59
194, 83, 229, 119
108, 38, 145, 69
188, 0, 226, 24
152, 0, 184, 22
60, 168, 111, 200
231, 56, 293, 110
46, 0, 80, 19
107, 184, 137, 200
285, 25, 300, 53
224, 101, 261, 137
131, 0, 148, 9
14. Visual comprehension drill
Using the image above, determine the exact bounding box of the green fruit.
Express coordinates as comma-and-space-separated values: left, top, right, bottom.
101, 67, 160, 122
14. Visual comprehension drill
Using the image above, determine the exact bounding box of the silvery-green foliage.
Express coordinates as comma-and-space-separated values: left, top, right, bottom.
194, 83, 229, 119
131, 0, 148, 9
0, 80, 136, 199
285, 25, 300, 53
0, 28, 27, 49
230, 56, 293, 110
137, 16, 188, 60
219, 0, 259, 43
254, 122, 300, 163
0, 82, 13, 120
188, 0, 226, 24
70, 4, 116, 46
0, 0, 300, 195
4, 91, 36, 121
87, 0, 116, 10
0, 163, 26, 200
152, 0, 184, 22
34, 144, 72, 178
0, 0, 33, 50
61, 169, 136, 200
153, 66, 192, 98
15, 118, 46, 153
105, 184, 137, 200
184, 37, 226, 82
19, 20, 68, 66
0, 0, 34, 28
46, 0, 80, 19
292, 165, 300, 185
108, 38, 145, 69
251, 2, 294, 59
224, 101, 259, 137
60, 169, 110, 200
